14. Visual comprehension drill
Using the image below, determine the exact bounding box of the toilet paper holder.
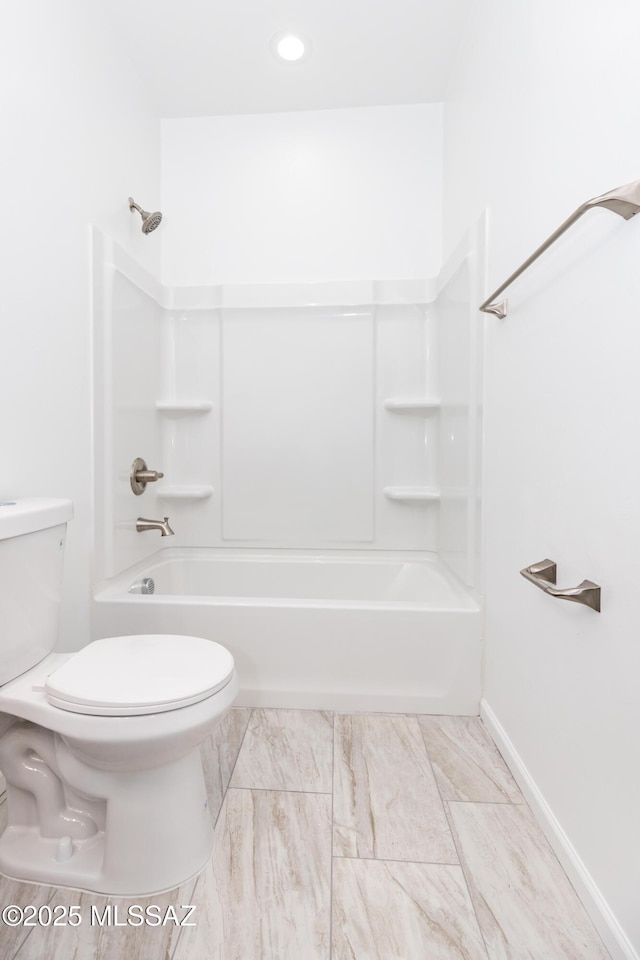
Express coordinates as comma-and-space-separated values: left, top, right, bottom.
520, 559, 601, 612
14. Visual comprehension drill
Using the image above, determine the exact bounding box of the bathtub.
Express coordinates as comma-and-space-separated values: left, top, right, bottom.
92, 548, 482, 714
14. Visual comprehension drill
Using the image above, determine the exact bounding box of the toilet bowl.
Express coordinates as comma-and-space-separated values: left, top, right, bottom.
0, 499, 238, 896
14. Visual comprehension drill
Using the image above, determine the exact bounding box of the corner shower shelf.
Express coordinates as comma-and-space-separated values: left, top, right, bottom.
157, 485, 213, 500
156, 401, 213, 417
384, 398, 440, 415
383, 486, 441, 502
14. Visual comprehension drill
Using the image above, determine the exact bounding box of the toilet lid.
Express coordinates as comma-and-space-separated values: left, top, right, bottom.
44, 635, 235, 716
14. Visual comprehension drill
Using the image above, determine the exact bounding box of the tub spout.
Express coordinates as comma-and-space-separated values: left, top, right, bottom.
136, 516, 175, 536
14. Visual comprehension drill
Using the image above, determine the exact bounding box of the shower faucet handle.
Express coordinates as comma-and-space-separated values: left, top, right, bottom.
130, 457, 165, 496
136, 469, 164, 482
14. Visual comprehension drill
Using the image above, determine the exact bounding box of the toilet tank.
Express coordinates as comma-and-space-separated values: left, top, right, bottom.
0, 499, 73, 685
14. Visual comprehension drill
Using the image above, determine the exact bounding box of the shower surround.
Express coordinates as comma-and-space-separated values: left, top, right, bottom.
91, 224, 484, 712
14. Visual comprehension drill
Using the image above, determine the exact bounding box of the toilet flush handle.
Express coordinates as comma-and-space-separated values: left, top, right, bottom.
130, 458, 165, 496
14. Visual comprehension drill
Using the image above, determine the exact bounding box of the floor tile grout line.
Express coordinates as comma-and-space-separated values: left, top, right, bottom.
329, 710, 335, 960
332, 853, 462, 867
412, 712, 461, 868
11, 883, 61, 960
168, 874, 201, 960
415, 712, 492, 960
229, 784, 333, 796
168, 709, 256, 959
443, 798, 494, 959
415, 714, 524, 806
227, 706, 255, 782
477, 713, 526, 798
229, 707, 335, 795
171, 710, 254, 960
212, 707, 254, 831
447, 798, 541, 810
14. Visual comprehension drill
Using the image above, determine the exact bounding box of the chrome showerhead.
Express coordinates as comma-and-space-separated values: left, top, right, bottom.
128, 197, 163, 234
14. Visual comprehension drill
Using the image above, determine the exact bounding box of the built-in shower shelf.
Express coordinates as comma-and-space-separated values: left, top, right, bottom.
157, 485, 213, 500
384, 398, 440, 415
156, 401, 213, 416
383, 486, 441, 502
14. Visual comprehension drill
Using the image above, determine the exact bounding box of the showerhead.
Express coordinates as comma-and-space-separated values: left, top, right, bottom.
128, 197, 162, 234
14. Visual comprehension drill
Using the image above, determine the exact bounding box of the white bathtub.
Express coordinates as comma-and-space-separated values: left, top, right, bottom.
92, 548, 482, 714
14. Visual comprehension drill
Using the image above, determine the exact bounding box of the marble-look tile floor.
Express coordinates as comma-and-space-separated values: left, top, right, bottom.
0, 707, 611, 960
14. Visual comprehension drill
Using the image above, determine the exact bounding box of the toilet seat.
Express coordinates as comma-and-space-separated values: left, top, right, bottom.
43, 635, 235, 717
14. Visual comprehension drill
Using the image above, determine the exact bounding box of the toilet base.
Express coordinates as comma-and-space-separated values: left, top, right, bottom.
0, 827, 211, 897
0, 746, 214, 896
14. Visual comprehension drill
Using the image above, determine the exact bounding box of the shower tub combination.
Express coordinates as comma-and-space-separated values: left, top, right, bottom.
92, 230, 486, 716
93, 548, 481, 714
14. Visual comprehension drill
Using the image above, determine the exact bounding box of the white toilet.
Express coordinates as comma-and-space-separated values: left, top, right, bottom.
0, 498, 238, 896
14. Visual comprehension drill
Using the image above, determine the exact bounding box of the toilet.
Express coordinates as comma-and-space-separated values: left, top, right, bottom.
0, 498, 238, 896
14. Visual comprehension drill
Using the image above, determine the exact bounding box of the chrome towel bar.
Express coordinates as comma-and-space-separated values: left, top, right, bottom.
520, 559, 601, 612
480, 177, 640, 318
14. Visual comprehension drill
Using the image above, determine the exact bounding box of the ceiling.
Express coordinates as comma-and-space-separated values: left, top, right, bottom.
100, 0, 473, 117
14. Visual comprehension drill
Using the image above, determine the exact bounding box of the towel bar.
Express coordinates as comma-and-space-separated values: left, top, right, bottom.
480, 177, 640, 318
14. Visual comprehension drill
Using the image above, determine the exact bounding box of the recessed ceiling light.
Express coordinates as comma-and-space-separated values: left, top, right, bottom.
270, 31, 311, 63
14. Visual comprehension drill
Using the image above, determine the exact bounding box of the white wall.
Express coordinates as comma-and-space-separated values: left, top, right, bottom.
0, 3, 161, 650
444, 2, 640, 956
161, 104, 442, 285
154, 103, 444, 559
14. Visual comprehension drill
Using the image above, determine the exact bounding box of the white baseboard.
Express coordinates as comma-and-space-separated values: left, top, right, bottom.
481, 698, 637, 960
